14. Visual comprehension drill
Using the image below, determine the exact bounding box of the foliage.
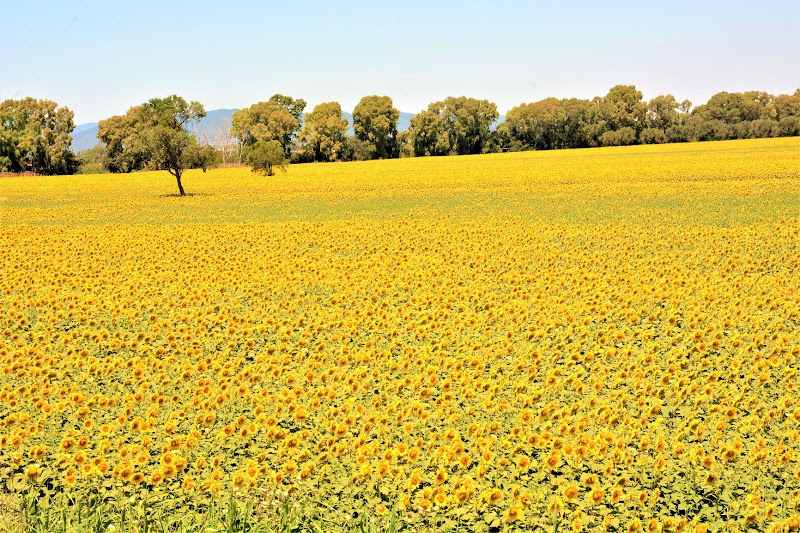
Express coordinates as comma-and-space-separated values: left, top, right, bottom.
503, 86, 800, 152
4, 488, 410, 533
75, 145, 108, 175
300, 102, 349, 162
353, 96, 399, 159
599, 126, 636, 146
0, 97, 78, 175
427, 96, 499, 155
231, 95, 307, 158
600, 85, 648, 134
138, 95, 208, 196
408, 110, 449, 157
247, 140, 287, 176
95, 96, 214, 195
1, 138, 800, 532
647, 95, 681, 131
395, 131, 413, 158
505, 97, 602, 150
408, 96, 499, 157
639, 128, 668, 145
340, 136, 376, 162
97, 106, 149, 173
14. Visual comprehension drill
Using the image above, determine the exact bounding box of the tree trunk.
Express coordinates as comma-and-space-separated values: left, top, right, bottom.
176, 171, 186, 196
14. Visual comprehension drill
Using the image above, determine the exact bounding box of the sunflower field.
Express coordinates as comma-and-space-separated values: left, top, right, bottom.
1, 137, 799, 532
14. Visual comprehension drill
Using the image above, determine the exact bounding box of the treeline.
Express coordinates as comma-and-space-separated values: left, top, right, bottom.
2, 85, 800, 180
500, 86, 800, 150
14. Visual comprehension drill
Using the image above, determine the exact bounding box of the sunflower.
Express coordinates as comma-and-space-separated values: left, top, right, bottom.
563, 485, 579, 502
626, 519, 642, 533
24, 465, 41, 480
505, 504, 523, 521
487, 488, 503, 505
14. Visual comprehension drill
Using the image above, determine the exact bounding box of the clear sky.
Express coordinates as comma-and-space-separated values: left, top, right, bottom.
2, 0, 799, 125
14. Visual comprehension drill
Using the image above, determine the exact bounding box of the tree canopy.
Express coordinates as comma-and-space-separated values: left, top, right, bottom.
0, 97, 78, 175
231, 94, 306, 157
408, 110, 450, 157
97, 106, 148, 173
247, 139, 287, 176
139, 95, 208, 195
96, 95, 215, 195
429, 97, 499, 155
299, 102, 349, 162
407, 97, 499, 157
352, 95, 399, 159
5, 84, 800, 178
600, 85, 648, 134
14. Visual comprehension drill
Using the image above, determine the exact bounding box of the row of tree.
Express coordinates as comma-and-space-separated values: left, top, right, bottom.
3, 86, 800, 184
206, 86, 800, 164
500, 86, 800, 151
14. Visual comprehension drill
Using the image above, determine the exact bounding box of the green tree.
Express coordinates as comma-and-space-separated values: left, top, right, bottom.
694, 91, 747, 124
647, 95, 680, 130
408, 110, 450, 156
487, 122, 515, 153
0, 97, 78, 175
599, 126, 636, 146
639, 128, 668, 144
184, 143, 221, 172
562, 98, 600, 148
504, 97, 599, 150
231, 94, 306, 157
247, 139, 287, 176
340, 135, 376, 162
138, 95, 207, 196
268, 94, 306, 124
353, 95, 399, 159
76, 144, 107, 174
505, 98, 565, 150
299, 102, 349, 162
601, 85, 647, 134
396, 130, 414, 158
428, 96, 499, 155
774, 92, 800, 120
741, 91, 776, 121
97, 106, 149, 173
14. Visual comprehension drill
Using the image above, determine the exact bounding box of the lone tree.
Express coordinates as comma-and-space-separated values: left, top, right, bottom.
138, 95, 206, 196
247, 139, 287, 176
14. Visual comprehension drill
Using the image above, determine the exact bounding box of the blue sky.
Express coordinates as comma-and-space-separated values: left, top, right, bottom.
2, 0, 799, 124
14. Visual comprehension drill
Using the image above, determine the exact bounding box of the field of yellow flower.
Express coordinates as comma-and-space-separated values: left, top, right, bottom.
1, 137, 800, 532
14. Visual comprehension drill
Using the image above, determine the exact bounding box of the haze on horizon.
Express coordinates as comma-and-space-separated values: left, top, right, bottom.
1, 0, 799, 125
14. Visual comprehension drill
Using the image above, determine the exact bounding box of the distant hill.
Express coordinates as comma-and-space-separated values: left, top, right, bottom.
71, 110, 242, 153
71, 109, 455, 152
187, 108, 238, 135
71, 122, 100, 152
